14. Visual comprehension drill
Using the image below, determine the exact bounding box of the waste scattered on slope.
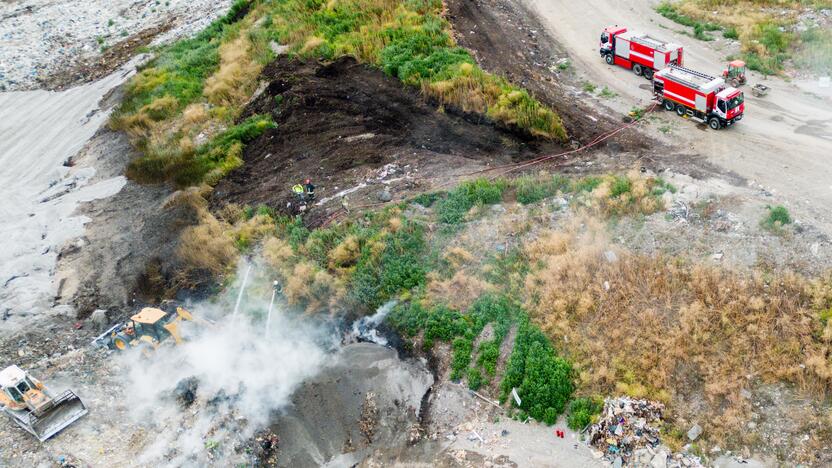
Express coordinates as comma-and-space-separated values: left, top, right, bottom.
587, 397, 702, 467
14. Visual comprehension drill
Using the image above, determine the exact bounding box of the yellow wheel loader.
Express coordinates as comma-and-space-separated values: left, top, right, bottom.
92, 306, 199, 351
0, 366, 88, 441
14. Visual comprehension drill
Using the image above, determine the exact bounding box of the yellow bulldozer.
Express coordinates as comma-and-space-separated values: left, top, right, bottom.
0, 366, 88, 441
92, 306, 200, 351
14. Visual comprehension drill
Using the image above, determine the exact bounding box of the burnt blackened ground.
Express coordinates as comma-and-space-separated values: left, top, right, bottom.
210, 56, 560, 225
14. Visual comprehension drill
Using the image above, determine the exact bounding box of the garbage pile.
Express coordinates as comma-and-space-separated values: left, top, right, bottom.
587, 397, 702, 467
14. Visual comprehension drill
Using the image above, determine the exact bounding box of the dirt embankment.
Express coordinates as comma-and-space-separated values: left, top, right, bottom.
210, 56, 561, 225
446, 0, 648, 153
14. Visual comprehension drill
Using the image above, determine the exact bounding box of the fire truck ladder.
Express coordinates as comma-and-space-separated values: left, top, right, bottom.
663, 65, 717, 91
630, 34, 666, 51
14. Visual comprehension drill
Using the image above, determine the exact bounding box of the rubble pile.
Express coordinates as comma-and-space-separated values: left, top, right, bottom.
587, 397, 702, 467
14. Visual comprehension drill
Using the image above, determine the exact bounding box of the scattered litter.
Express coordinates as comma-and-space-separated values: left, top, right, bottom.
586, 397, 702, 467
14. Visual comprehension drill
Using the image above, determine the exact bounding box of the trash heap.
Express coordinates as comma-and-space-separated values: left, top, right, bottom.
587, 397, 702, 467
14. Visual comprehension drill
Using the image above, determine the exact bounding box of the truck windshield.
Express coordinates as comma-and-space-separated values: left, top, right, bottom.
600, 32, 609, 44
6, 387, 23, 403
726, 93, 744, 110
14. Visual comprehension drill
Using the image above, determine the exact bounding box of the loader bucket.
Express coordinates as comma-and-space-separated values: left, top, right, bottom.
4, 390, 88, 441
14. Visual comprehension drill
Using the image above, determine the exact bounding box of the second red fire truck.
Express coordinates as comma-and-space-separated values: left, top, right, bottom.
653, 65, 745, 130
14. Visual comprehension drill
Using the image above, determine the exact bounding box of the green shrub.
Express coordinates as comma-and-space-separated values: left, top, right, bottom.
761, 205, 792, 231
567, 397, 603, 430
451, 336, 475, 380
651, 178, 677, 195
388, 301, 429, 337
582, 82, 596, 93
515, 175, 570, 205
574, 176, 603, 193
468, 367, 484, 390
436, 178, 506, 224
610, 176, 632, 198
423, 305, 467, 348
723, 26, 739, 40
412, 192, 443, 207
350, 219, 427, 309
477, 340, 501, 376
501, 317, 574, 424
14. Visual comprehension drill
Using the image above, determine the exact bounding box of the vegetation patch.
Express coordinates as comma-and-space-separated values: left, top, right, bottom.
114, 0, 567, 189
567, 396, 603, 431
658, 0, 831, 75
436, 178, 507, 225
761, 204, 792, 232
522, 220, 832, 445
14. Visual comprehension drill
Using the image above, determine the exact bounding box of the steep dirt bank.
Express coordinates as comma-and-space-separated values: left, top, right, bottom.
210, 56, 562, 226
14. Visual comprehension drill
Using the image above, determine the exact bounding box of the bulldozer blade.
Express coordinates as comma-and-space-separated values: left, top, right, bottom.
3, 390, 88, 441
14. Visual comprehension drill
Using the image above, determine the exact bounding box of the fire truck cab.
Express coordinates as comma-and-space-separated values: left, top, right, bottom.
653, 65, 745, 130
600, 26, 683, 80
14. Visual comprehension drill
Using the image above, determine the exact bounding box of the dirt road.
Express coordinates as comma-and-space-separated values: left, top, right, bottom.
523, 0, 832, 234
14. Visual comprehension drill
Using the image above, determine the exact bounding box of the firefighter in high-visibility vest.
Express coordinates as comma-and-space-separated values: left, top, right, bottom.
292, 183, 305, 201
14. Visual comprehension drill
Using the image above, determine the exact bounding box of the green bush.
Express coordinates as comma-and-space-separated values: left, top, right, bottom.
350, 219, 427, 309
723, 26, 739, 40
388, 301, 429, 337
468, 367, 484, 391
436, 178, 506, 224
761, 205, 792, 231
574, 176, 602, 193
451, 336, 475, 380
501, 318, 574, 425
423, 305, 468, 348
610, 176, 632, 198
515, 175, 570, 205
477, 340, 501, 376
412, 192, 444, 208
567, 397, 603, 430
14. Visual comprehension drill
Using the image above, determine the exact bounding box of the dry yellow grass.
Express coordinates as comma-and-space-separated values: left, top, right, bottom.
283, 261, 346, 313
204, 35, 263, 107
169, 189, 238, 280
263, 237, 294, 268
426, 270, 493, 311
521, 218, 832, 445
444, 246, 474, 270
328, 235, 361, 269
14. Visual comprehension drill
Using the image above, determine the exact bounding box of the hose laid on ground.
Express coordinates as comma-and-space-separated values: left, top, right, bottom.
316, 102, 658, 227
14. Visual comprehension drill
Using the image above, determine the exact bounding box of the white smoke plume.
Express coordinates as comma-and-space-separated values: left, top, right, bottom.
117, 259, 335, 466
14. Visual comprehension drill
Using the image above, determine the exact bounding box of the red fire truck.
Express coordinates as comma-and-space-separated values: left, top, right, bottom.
600, 26, 683, 80
653, 65, 745, 130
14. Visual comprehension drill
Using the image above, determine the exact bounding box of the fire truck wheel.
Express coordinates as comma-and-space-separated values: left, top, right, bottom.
605, 54, 613, 65
643, 69, 654, 80
708, 118, 721, 130
632, 64, 643, 76
675, 104, 686, 116
663, 100, 674, 111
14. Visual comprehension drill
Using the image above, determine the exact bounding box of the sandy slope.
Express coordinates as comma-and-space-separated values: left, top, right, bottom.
0, 59, 145, 337
523, 0, 832, 234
